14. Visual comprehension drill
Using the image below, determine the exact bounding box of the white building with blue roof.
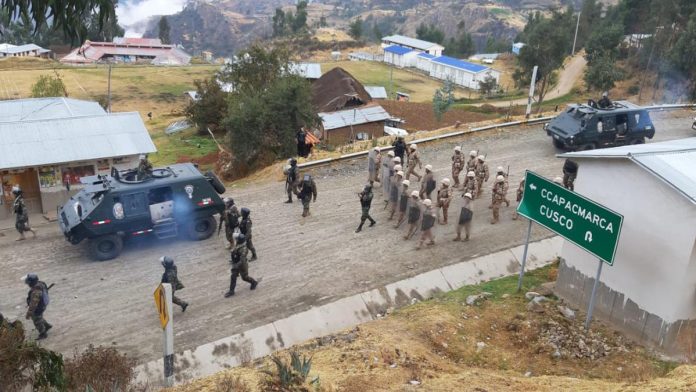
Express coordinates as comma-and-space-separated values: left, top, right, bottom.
383, 45, 419, 68
428, 55, 500, 90
381, 35, 444, 57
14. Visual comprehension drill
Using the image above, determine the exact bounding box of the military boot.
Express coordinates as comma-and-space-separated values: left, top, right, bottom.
355, 219, 365, 233
250, 279, 258, 290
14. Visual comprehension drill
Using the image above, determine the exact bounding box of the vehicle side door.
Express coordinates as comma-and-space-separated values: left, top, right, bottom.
597, 115, 617, 146
120, 192, 151, 229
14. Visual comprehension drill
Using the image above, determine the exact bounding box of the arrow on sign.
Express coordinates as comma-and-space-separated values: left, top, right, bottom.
585, 231, 593, 243
530, 183, 537, 191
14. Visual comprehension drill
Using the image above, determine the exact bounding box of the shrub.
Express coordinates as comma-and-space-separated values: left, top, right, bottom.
64, 345, 136, 391
627, 85, 640, 95
260, 351, 318, 391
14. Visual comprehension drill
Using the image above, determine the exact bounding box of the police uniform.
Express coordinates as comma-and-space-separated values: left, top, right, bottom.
295, 175, 317, 217
563, 159, 578, 191
222, 204, 240, 248
474, 157, 489, 198
490, 177, 506, 224
137, 157, 153, 179
417, 203, 436, 249
161, 263, 188, 311
286, 162, 298, 202
436, 181, 453, 224
406, 147, 422, 182
25, 279, 51, 339
356, 185, 376, 232
226, 242, 258, 297
451, 151, 464, 187
239, 211, 257, 261
13, 192, 36, 240
393, 183, 410, 228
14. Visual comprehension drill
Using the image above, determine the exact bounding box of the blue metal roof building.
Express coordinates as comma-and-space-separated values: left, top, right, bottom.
384, 45, 414, 55
431, 56, 489, 73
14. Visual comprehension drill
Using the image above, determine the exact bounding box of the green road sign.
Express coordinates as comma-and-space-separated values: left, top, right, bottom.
517, 170, 623, 265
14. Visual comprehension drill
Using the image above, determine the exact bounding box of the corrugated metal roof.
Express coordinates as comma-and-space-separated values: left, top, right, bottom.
561, 138, 696, 204
0, 43, 17, 51
289, 62, 322, 79
319, 105, 391, 131
365, 86, 387, 99
384, 45, 414, 55
61, 41, 191, 65
0, 98, 106, 123
0, 43, 47, 54
0, 112, 156, 170
417, 52, 436, 59
431, 55, 489, 73
382, 35, 443, 51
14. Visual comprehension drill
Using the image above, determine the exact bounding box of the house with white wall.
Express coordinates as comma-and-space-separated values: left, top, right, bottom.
416, 53, 435, 73
555, 138, 696, 357
383, 45, 418, 68
381, 35, 444, 57
428, 55, 500, 90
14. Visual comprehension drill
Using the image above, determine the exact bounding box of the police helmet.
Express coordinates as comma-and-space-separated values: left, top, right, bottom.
392, 156, 401, 164
497, 166, 504, 173
402, 180, 410, 187
442, 178, 450, 186
22, 273, 38, 285
236, 233, 247, 244
241, 207, 251, 217
11, 185, 21, 195
425, 164, 433, 172
423, 199, 432, 207
409, 143, 417, 150
387, 151, 395, 157
477, 155, 485, 161
393, 164, 402, 172
469, 150, 477, 157
223, 197, 234, 206
364, 183, 372, 191
454, 146, 461, 152
467, 171, 475, 178
411, 190, 420, 198
396, 170, 404, 177
464, 192, 473, 199
496, 175, 505, 183
160, 256, 174, 267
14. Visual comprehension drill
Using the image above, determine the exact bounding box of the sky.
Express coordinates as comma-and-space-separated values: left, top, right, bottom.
117, 0, 188, 37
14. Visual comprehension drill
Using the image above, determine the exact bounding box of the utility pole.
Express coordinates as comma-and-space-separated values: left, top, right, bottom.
572, 9, 581, 55
525, 65, 538, 119
107, 64, 112, 113
388, 66, 393, 99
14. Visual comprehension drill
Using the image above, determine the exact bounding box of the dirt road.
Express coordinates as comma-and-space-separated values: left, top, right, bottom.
477, 53, 587, 108
0, 111, 691, 363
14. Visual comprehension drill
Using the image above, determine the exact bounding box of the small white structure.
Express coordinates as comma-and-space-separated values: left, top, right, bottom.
0, 43, 51, 58
512, 42, 526, 55
428, 56, 500, 90
364, 86, 388, 100
383, 45, 418, 68
289, 62, 322, 80
555, 138, 696, 357
416, 53, 435, 73
381, 35, 444, 57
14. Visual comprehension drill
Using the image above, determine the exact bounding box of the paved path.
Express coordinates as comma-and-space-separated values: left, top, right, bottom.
0, 111, 690, 363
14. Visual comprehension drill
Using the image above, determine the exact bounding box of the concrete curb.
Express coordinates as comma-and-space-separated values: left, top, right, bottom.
134, 235, 563, 387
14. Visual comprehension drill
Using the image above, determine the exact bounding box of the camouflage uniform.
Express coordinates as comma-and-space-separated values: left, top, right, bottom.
285, 164, 298, 202
295, 176, 317, 217
416, 205, 436, 249
462, 173, 477, 197
222, 205, 240, 248
466, 155, 477, 173
490, 180, 506, 224
26, 281, 51, 338
451, 152, 464, 187
227, 243, 258, 296
563, 159, 578, 191
239, 215, 257, 261
137, 158, 153, 180
404, 196, 422, 240
512, 179, 525, 220
13, 194, 33, 236
454, 195, 474, 241
436, 183, 453, 224
161, 265, 188, 311
406, 149, 422, 182
474, 158, 489, 198
356, 186, 376, 232
490, 171, 510, 208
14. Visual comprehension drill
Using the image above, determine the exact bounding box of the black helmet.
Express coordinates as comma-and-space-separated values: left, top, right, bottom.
160, 256, 174, 267
241, 207, 250, 217
23, 273, 38, 285
364, 183, 372, 191
223, 197, 235, 206
11, 185, 21, 196
236, 233, 246, 244
290, 158, 297, 166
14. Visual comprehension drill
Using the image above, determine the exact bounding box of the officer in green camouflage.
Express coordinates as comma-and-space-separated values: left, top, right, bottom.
23, 273, 52, 340
219, 198, 240, 249
12, 186, 37, 241
239, 207, 258, 261
356, 183, 376, 233
160, 256, 189, 312
295, 174, 317, 217
225, 234, 259, 297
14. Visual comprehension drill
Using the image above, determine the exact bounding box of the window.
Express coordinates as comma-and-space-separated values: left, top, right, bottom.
121, 193, 148, 217
148, 187, 173, 205
356, 132, 370, 141
61, 165, 95, 185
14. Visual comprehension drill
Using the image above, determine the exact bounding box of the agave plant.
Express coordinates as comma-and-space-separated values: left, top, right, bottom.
261, 351, 318, 391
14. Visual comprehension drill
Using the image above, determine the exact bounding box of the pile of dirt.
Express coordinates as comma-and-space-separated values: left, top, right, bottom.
380, 100, 496, 131
312, 67, 372, 112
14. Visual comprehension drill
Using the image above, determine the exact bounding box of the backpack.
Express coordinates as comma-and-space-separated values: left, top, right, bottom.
41, 285, 50, 307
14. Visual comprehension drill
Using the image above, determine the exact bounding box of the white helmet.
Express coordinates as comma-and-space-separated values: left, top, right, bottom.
496, 175, 505, 182
393, 156, 401, 163
402, 180, 410, 187
467, 171, 475, 177
425, 164, 433, 171
396, 170, 404, 177
409, 143, 417, 150
373, 147, 380, 152
442, 178, 450, 186
554, 177, 563, 184
469, 150, 477, 157
497, 166, 504, 173
464, 192, 473, 199
454, 146, 461, 152
387, 151, 395, 157
423, 199, 432, 207
411, 190, 420, 198
393, 164, 402, 172
477, 155, 485, 161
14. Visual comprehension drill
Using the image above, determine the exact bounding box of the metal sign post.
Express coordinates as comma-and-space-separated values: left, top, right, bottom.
154, 283, 174, 387
516, 219, 533, 291
584, 259, 604, 329
525, 66, 538, 119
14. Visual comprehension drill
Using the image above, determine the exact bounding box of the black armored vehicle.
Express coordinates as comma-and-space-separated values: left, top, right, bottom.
58, 163, 226, 260
544, 100, 655, 151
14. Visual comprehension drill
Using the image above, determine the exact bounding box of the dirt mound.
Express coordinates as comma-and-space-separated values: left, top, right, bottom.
380, 100, 496, 131
312, 67, 372, 112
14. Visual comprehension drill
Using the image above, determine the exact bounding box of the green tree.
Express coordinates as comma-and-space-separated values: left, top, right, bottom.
184, 77, 228, 135
478, 75, 498, 97
348, 17, 363, 40
432, 79, 455, 122
31, 74, 68, 98
513, 9, 574, 111
319, 16, 327, 28
292, 1, 308, 33
218, 45, 291, 95
0, 0, 116, 43
445, 21, 474, 57
158, 16, 171, 44
372, 24, 383, 41
416, 23, 445, 44
85, 6, 125, 42
272, 8, 287, 37
584, 54, 624, 91
575, 0, 603, 50
584, 21, 624, 64
669, 11, 696, 98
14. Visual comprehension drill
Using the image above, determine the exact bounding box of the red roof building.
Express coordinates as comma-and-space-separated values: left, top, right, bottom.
60, 38, 191, 66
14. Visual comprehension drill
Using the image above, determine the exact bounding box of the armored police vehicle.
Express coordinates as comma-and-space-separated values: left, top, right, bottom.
58, 163, 226, 260
544, 100, 655, 151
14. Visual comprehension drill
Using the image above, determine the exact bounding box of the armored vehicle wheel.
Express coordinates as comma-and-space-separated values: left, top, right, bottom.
552, 138, 565, 149
205, 171, 226, 194
89, 234, 123, 261
630, 138, 645, 145
578, 143, 596, 151
187, 216, 216, 241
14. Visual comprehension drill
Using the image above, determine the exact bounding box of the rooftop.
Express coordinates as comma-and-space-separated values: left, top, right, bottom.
0, 43, 50, 54
289, 62, 322, 79
417, 52, 436, 59
384, 45, 414, 56
382, 35, 444, 51
0, 112, 156, 170
60, 40, 191, 66
0, 97, 106, 123
319, 105, 391, 130
431, 55, 489, 73
365, 86, 388, 99
561, 137, 696, 204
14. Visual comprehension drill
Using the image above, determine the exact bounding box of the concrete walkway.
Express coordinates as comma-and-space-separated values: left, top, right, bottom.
0, 213, 51, 233
135, 236, 563, 386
